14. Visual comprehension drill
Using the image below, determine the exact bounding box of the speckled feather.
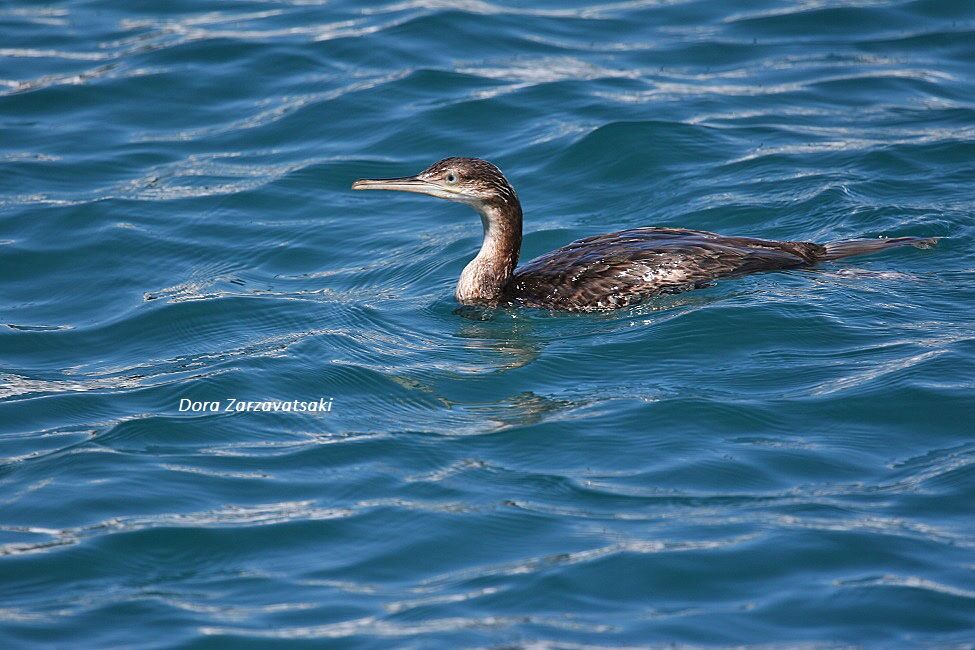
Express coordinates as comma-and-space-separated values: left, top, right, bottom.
502, 228, 827, 311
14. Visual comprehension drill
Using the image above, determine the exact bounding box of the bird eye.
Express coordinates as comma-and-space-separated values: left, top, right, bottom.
446, 172, 457, 184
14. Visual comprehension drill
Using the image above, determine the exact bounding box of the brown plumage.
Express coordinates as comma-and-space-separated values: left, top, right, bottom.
353, 157, 937, 312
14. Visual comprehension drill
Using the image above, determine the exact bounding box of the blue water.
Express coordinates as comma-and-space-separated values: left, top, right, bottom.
2, 0, 974, 647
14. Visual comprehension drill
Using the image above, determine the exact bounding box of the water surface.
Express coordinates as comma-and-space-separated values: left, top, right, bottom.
1, 0, 974, 647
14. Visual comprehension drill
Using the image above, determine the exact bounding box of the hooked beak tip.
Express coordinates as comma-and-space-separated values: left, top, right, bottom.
351, 176, 426, 192
350, 176, 453, 199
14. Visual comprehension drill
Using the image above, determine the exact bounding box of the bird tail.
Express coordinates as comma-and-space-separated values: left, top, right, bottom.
821, 236, 939, 262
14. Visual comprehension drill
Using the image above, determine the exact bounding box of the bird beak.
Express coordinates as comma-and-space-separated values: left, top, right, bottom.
352, 175, 439, 194
352, 175, 462, 201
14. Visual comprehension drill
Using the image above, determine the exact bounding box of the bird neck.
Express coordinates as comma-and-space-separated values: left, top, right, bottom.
456, 200, 522, 305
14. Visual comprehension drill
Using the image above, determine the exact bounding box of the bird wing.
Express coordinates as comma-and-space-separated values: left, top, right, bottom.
506, 228, 825, 310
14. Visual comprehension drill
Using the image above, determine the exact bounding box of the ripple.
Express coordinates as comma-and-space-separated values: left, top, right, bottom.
805, 348, 950, 396
200, 613, 611, 640
0, 501, 356, 557
1, 0, 973, 645
834, 575, 975, 600
0, 48, 111, 62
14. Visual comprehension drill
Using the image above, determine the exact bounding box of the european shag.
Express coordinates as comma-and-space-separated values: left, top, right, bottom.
353, 157, 936, 312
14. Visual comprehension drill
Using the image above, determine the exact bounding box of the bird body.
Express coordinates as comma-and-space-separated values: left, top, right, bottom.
352, 158, 936, 312
503, 227, 824, 310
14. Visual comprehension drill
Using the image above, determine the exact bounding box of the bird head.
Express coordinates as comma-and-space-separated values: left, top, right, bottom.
352, 157, 518, 209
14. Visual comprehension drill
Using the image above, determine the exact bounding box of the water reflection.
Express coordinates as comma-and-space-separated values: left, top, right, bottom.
453, 306, 542, 371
